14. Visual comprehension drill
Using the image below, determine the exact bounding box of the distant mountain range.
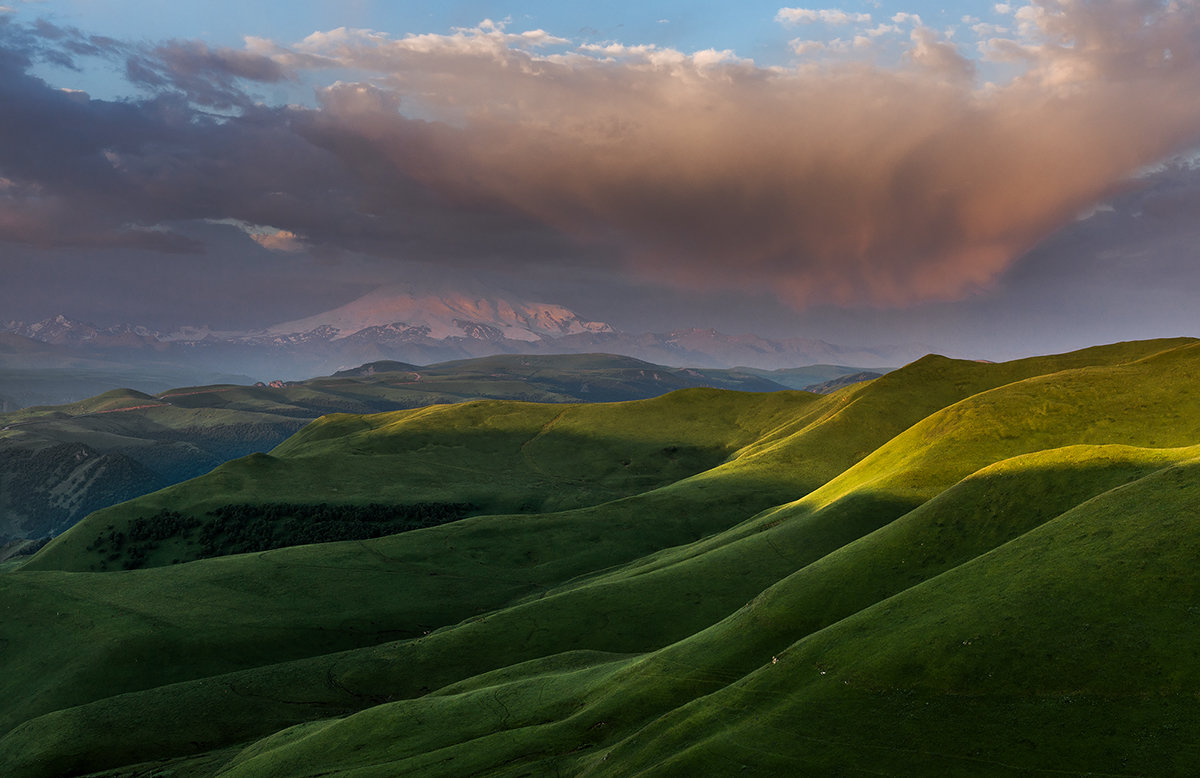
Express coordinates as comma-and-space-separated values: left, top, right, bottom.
2, 289, 915, 379
0, 332, 255, 410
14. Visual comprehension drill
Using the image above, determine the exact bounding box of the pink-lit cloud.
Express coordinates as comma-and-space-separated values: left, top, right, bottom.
249, 228, 305, 252
776, 8, 873, 25
277, 4, 1200, 306
2, 4, 1200, 310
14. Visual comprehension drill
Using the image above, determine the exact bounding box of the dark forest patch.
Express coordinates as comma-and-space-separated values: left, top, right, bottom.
87, 501, 476, 570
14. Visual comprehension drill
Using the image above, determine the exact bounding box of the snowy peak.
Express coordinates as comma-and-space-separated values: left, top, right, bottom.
265, 288, 613, 343
1, 295, 921, 374
3, 315, 162, 348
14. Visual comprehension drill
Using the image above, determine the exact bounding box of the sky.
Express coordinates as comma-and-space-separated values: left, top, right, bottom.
2, 0, 1200, 360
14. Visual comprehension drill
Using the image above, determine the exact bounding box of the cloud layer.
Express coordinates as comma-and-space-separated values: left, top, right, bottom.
3, 2, 1200, 309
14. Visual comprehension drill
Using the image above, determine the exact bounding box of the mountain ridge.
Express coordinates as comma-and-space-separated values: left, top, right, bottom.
1, 289, 918, 376
265, 287, 615, 342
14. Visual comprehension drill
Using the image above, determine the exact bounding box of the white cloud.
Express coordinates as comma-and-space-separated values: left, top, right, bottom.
907, 26, 975, 81
776, 8, 872, 25
578, 42, 748, 69
690, 48, 742, 67
296, 19, 569, 68
789, 36, 856, 55
788, 39, 828, 55
865, 23, 900, 37
579, 42, 655, 57
892, 12, 923, 25
971, 22, 1009, 36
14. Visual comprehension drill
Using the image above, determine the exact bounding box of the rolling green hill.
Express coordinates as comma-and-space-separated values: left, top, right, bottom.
3, 338, 1199, 776
0, 353, 812, 543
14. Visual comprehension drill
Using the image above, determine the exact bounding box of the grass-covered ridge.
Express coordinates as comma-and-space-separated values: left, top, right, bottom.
0, 351, 842, 544
25, 387, 821, 572
3, 337, 1200, 776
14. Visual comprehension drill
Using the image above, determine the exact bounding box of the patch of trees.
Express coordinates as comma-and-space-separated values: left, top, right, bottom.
90, 502, 475, 570
130, 510, 201, 542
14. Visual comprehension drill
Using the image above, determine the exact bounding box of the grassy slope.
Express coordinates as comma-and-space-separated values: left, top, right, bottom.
2, 390, 834, 746
593, 456, 1200, 776
2, 338, 1199, 776
25, 388, 818, 571
206, 340, 1200, 776
0, 353, 797, 541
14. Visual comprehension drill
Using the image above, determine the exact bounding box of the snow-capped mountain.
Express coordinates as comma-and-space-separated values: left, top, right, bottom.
4, 315, 163, 348
3, 290, 921, 379
264, 288, 614, 343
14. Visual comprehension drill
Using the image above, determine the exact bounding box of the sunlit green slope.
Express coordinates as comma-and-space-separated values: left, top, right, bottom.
25, 387, 820, 571
2, 337, 1199, 777
0, 352, 801, 543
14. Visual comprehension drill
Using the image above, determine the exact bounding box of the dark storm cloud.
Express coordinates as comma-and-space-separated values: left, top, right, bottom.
285, 3, 1200, 307
0, 16, 574, 270
4, 3, 1200, 312
124, 40, 288, 109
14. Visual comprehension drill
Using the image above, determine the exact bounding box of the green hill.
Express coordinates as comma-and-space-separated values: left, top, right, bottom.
26, 388, 820, 571
0, 353, 805, 543
2, 338, 1199, 776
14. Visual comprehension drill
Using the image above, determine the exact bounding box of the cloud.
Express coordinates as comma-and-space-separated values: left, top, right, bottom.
275, 3, 1200, 306
865, 23, 900, 37
578, 40, 746, 68
907, 26, 975, 81
124, 39, 289, 108
4, 4, 1200, 310
789, 38, 829, 55
0, 20, 361, 253
776, 8, 872, 25
971, 21, 1009, 36
249, 228, 304, 252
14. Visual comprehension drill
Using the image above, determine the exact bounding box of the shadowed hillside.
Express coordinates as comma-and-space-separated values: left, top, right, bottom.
0, 353, 826, 543
3, 338, 1200, 776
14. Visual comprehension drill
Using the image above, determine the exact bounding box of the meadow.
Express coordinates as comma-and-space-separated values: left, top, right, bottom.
3, 339, 1199, 776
